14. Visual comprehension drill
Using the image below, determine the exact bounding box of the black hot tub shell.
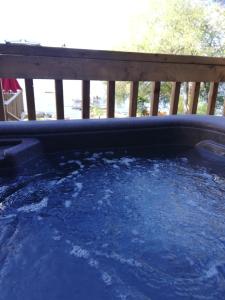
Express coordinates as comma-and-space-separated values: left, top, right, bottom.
0, 115, 225, 300
0, 115, 224, 171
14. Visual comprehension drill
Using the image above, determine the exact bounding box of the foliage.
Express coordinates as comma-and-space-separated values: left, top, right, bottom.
137, 96, 149, 116
197, 101, 208, 115
115, 82, 130, 105
125, 0, 225, 56
115, 0, 225, 114
90, 106, 106, 118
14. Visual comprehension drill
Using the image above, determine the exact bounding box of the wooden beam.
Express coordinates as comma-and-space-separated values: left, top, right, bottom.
169, 82, 181, 115
189, 82, 200, 114
150, 81, 160, 116
55, 80, 64, 119
1, 44, 225, 67
107, 81, 115, 118
129, 81, 139, 117
1, 55, 225, 82
6, 111, 20, 121
0, 80, 6, 121
207, 82, 219, 115
25, 79, 36, 120
82, 80, 90, 119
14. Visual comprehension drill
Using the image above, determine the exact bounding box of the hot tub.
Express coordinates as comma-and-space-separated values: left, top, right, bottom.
0, 115, 225, 300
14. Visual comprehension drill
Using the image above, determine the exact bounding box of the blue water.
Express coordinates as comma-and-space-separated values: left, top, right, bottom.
0, 151, 225, 300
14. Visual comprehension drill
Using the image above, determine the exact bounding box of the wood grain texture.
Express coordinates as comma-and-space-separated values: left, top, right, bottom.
82, 80, 90, 119
107, 81, 115, 118
25, 79, 36, 120
189, 82, 200, 114
1, 55, 225, 82
0, 81, 5, 121
150, 82, 161, 116
6, 111, 20, 121
55, 80, 64, 119
4, 90, 24, 120
129, 81, 139, 117
169, 82, 181, 115
1, 44, 225, 120
207, 82, 219, 115
1, 44, 225, 66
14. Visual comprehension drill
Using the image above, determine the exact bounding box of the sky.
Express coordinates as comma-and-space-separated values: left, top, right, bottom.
0, 0, 151, 116
0, 0, 149, 50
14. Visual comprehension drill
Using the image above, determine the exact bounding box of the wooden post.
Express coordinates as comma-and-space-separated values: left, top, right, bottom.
55, 80, 64, 119
129, 81, 139, 117
82, 80, 90, 119
189, 82, 200, 114
107, 81, 115, 118
25, 79, 36, 120
223, 99, 225, 116
0, 80, 6, 121
150, 81, 160, 116
207, 82, 219, 115
169, 82, 181, 115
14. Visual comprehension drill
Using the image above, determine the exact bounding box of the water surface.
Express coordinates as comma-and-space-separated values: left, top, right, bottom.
0, 151, 225, 300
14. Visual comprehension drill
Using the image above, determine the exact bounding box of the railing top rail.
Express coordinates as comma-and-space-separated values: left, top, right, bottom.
1, 44, 225, 82
0, 43, 225, 66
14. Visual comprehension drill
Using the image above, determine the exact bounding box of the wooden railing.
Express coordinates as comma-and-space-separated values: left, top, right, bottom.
0, 43, 225, 121
4, 90, 24, 120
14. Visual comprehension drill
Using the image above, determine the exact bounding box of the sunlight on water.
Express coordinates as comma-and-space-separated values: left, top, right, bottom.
0, 151, 225, 300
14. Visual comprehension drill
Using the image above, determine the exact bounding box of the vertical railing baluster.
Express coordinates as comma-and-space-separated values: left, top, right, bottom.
107, 81, 115, 118
129, 81, 139, 117
207, 82, 219, 115
170, 82, 181, 115
55, 80, 64, 120
25, 79, 36, 120
150, 81, 161, 116
0, 80, 6, 121
82, 80, 90, 119
189, 82, 200, 114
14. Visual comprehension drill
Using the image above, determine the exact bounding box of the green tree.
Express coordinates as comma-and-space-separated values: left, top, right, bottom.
125, 0, 225, 56
115, 0, 225, 115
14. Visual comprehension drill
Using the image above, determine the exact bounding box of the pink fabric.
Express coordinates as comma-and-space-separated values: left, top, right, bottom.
0, 78, 22, 92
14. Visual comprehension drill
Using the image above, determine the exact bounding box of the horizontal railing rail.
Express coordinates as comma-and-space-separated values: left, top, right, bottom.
0, 43, 225, 121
